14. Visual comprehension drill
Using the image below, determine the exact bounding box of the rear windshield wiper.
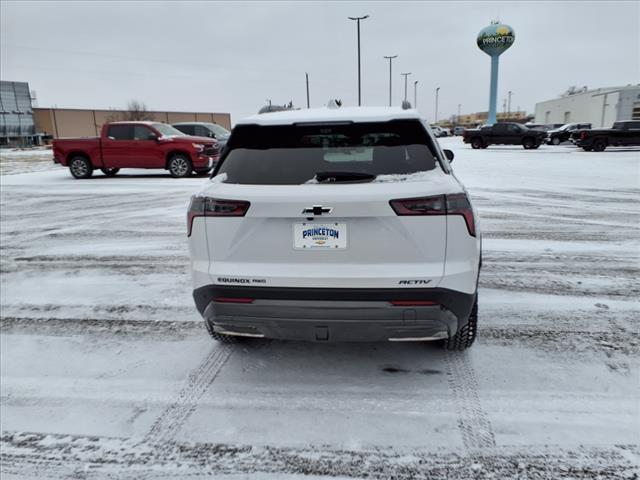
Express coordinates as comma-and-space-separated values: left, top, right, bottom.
314, 171, 376, 183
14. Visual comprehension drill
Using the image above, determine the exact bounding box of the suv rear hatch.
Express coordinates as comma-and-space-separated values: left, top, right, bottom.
196, 120, 461, 289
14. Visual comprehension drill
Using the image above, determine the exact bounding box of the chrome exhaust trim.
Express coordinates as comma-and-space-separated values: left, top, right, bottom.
388, 333, 447, 342
215, 328, 265, 338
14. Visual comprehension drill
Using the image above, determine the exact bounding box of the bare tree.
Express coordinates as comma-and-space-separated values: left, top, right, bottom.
121, 100, 154, 121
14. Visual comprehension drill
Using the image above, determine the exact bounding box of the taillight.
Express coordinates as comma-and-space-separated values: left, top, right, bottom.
581, 131, 587, 139
446, 193, 476, 236
187, 196, 250, 236
389, 195, 446, 215
390, 300, 439, 306
389, 193, 476, 237
214, 297, 254, 304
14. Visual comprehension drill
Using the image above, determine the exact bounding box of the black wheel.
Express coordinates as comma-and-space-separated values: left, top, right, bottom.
522, 138, 535, 149
100, 167, 120, 177
582, 147, 593, 152
592, 140, 606, 152
69, 156, 93, 179
446, 297, 478, 351
551, 136, 561, 145
471, 138, 484, 149
168, 155, 193, 178
481, 144, 488, 149
204, 318, 242, 343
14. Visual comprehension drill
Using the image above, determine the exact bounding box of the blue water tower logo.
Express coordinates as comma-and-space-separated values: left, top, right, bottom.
477, 23, 515, 56
477, 22, 515, 125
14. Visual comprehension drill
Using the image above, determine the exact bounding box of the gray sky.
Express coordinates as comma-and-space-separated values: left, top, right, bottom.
1, 1, 638, 124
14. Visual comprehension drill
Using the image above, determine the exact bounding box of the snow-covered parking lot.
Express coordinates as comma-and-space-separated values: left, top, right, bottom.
1, 138, 639, 479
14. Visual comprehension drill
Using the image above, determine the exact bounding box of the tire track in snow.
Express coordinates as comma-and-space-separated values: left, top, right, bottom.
445, 351, 496, 450
145, 343, 234, 446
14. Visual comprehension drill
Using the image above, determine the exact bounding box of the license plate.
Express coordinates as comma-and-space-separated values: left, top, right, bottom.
293, 222, 347, 250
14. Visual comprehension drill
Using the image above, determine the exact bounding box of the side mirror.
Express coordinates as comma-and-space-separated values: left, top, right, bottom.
443, 149, 454, 162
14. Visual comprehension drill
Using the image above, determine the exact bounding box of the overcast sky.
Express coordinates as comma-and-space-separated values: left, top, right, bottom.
1, 1, 638, 123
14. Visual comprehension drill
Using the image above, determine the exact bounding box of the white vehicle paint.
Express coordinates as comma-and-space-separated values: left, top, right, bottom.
188, 107, 481, 347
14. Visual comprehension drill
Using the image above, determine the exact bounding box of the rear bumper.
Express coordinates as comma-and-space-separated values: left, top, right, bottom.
193, 285, 476, 342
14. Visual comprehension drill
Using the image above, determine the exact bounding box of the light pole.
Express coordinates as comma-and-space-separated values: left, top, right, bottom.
305, 73, 310, 108
507, 90, 512, 115
401, 72, 411, 102
348, 15, 369, 106
383, 55, 397, 106
414, 80, 418, 108
457, 103, 461, 124
435, 87, 440, 123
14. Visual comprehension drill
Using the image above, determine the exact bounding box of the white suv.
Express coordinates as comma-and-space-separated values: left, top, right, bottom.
188, 107, 481, 350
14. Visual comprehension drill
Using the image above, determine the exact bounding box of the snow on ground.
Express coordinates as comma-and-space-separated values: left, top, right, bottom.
1, 138, 639, 479
0, 148, 56, 176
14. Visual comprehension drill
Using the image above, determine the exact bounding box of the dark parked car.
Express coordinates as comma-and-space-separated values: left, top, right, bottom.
574, 121, 640, 151
547, 123, 592, 145
463, 122, 548, 149
172, 122, 231, 150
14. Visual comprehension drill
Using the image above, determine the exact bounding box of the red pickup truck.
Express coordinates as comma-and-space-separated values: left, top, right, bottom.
53, 121, 220, 179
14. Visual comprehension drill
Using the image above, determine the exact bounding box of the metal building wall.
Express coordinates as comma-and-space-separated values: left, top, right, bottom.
33, 108, 232, 139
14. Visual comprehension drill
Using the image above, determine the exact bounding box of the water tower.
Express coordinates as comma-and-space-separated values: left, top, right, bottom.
477, 21, 515, 125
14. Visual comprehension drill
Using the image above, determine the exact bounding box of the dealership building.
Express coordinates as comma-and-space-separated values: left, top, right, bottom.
534, 85, 640, 127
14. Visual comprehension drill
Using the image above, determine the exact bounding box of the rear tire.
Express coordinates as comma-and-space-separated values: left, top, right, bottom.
551, 137, 560, 145
471, 138, 483, 149
592, 139, 606, 152
446, 298, 478, 351
100, 167, 120, 177
522, 138, 535, 149
168, 155, 193, 178
69, 156, 93, 179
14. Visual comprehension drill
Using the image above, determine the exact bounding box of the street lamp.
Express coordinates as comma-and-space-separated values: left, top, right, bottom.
414, 80, 418, 108
348, 15, 369, 106
435, 87, 440, 123
508, 90, 512, 115
383, 55, 397, 107
401, 72, 412, 103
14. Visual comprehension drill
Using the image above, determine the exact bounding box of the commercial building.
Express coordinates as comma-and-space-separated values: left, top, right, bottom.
534, 85, 640, 127
34, 108, 232, 139
446, 110, 529, 128
0, 80, 40, 146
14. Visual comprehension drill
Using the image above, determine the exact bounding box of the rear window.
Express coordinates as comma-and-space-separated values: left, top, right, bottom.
216, 120, 440, 185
